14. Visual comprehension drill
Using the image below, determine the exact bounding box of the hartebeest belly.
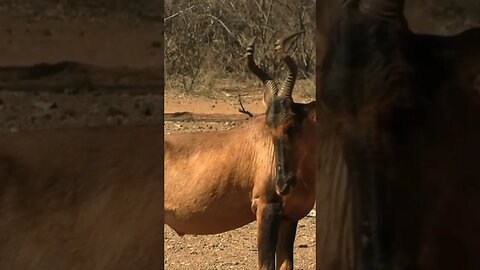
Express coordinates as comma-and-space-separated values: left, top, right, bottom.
164, 176, 255, 235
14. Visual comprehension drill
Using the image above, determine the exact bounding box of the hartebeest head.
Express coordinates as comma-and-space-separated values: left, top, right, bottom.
319, 0, 480, 269
246, 31, 316, 196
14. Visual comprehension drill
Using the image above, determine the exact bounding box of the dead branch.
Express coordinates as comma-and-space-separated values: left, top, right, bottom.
164, 4, 196, 22
238, 95, 253, 117
203, 13, 243, 49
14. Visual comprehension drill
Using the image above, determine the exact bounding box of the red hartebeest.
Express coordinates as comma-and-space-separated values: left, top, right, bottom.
164, 31, 316, 270
316, 0, 480, 269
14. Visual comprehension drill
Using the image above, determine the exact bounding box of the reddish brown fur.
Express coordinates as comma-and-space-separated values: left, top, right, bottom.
316, 1, 480, 269
0, 125, 163, 269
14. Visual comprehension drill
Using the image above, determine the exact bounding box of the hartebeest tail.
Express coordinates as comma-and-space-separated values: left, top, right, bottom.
165, 31, 316, 270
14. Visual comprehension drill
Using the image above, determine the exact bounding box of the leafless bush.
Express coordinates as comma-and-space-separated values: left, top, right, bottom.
164, 0, 315, 93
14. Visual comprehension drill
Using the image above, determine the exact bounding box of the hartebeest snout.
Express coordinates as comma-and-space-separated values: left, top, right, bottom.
164, 31, 316, 270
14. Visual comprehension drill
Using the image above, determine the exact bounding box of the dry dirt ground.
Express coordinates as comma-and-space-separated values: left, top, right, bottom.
0, 11, 163, 134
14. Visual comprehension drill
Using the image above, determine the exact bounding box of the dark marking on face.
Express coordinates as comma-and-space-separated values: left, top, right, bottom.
265, 96, 313, 196
266, 96, 294, 129
266, 96, 311, 133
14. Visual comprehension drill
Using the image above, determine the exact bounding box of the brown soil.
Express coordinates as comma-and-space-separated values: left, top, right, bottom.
0, 9, 163, 133
0, 2, 163, 133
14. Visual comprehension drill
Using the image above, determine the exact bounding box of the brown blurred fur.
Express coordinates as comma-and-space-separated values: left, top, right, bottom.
317, 1, 480, 269
0, 125, 163, 270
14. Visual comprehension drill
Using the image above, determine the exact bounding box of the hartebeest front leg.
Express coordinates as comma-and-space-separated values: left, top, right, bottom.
256, 202, 282, 270
276, 220, 298, 270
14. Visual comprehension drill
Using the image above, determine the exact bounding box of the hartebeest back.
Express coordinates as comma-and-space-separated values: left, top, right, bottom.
165, 32, 316, 270
317, 0, 480, 269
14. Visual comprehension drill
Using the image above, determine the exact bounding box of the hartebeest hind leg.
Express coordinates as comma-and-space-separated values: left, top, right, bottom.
256, 202, 282, 270
276, 220, 298, 270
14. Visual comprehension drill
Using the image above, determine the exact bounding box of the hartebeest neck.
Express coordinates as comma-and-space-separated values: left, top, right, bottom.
165, 115, 275, 179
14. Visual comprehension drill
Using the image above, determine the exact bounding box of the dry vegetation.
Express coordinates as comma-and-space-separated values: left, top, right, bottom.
164, 0, 315, 97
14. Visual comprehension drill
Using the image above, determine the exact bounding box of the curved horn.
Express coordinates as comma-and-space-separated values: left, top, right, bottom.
275, 30, 305, 99
246, 38, 279, 100
359, 0, 405, 20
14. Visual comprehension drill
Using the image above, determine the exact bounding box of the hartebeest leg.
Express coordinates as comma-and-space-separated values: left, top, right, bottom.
276, 220, 298, 270
256, 202, 282, 270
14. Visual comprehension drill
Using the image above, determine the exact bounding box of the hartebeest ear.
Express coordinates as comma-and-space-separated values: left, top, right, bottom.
295, 102, 316, 123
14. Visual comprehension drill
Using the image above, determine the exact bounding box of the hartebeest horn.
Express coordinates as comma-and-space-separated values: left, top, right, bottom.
275, 31, 305, 99
246, 38, 278, 105
359, 0, 405, 20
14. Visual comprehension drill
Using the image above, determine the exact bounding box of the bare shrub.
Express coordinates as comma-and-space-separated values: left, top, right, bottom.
164, 0, 315, 93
